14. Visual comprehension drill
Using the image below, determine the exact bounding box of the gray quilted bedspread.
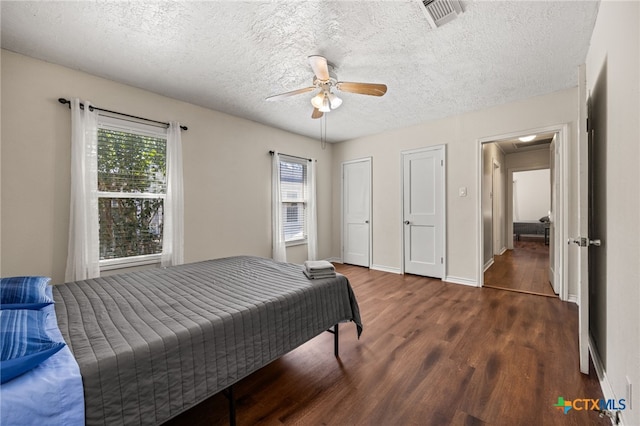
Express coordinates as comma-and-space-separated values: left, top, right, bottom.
53, 256, 362, 425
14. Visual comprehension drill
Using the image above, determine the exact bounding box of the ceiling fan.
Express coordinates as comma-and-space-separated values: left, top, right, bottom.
265, 55, 387, 119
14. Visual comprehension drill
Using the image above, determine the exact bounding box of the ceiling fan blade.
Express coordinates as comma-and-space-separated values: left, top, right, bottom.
336, 82, 388, 97
311, 107, 323, 119
308, 55, 330, 81
266, 87, 316, 101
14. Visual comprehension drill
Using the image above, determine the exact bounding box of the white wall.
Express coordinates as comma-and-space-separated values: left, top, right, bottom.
584, 2, 640, 424
332, 88, 579, 286
504, 147, 552, 251
0, 50, 332, 284
512, 169, 550, 222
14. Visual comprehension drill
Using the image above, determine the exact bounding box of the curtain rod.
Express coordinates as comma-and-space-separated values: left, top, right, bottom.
58, 98, 188, 131
269, 150, 313, 162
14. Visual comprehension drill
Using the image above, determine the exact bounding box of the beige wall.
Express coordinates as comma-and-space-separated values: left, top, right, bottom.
585, 1, 640, 423
1, 50, 332, 284
332, 88, 579, 284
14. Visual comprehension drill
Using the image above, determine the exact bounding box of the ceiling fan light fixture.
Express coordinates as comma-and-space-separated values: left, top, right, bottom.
267, 54, 388, 119
319, 96, 331, 112
328, 92, 342, 109
311, 92, 325, 109
518, 134, 537, 142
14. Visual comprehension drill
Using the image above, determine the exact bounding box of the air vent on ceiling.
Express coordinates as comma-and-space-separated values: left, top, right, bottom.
417, 0, 464, 29
513, 138, 554, 150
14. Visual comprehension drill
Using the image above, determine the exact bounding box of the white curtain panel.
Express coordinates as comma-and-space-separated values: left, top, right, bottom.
271, 153, 287, 262
65, 99, 100, 282
307, 159, 318, 261
161, 122, 185, 267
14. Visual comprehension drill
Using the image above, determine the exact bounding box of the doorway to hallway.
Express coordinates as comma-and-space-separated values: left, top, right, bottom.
478, 126, 568, 300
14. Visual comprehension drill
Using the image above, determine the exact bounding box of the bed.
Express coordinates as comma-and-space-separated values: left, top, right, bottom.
49, 255, 362, 425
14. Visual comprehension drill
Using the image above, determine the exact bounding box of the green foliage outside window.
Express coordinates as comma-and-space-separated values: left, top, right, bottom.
97, 128, 166, 260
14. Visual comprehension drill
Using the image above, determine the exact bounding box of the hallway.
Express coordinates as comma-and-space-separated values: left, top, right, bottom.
484, 239, 556, 297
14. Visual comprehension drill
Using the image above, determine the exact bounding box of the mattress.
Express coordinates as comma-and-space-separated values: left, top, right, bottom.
53, 256, 362, 425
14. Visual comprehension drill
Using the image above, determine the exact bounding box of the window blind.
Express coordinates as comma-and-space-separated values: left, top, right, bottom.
97, 124, 167, 260
279, 158, 307, 242
97, 128, 167, 194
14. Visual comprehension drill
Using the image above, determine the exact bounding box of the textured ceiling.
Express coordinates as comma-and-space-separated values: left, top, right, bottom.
1, 1, 599, 143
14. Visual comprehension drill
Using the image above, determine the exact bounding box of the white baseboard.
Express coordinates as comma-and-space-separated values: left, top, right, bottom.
498, 247, 507, 255
567, 293, 579, 305
483, 258, 494, 272
336, 263, 479, 286
589, 334, 624, 425
329, 259, 402, 275
370, 264, 402, 274
444, 276, 479, 287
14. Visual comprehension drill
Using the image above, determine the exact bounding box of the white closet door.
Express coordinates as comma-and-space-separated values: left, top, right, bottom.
403, 147, 444, 278
342, 158, 371, 267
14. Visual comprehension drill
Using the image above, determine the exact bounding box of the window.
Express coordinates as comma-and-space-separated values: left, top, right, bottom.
97, 116, 168, 267
279, 157, 308, 244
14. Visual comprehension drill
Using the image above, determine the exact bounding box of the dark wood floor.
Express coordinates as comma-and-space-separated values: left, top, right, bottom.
166, 263, 608, 426
484, 239, 556, 297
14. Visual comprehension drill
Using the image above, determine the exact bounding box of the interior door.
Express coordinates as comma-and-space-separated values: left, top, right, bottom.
402, 147, 444, 278
342, 158, 371, 267
587, 63, 607, 373
549, 136, 556, 291
576, 64, 590, 374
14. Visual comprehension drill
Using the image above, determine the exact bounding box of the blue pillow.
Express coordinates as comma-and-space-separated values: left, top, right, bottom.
0, 276, 53, 310
0, 309, 65, 384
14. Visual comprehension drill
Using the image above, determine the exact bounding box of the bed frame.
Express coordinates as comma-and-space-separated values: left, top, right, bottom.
222, 322, 340, 426
53, 256, 362, 426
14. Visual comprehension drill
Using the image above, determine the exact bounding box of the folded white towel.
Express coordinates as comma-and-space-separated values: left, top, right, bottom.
303, 269, 337, 280
309, 271, 336, 278
304, 260, 335, 272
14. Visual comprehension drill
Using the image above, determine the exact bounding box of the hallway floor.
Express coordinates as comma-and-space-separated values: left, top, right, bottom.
484, 239, 556, 297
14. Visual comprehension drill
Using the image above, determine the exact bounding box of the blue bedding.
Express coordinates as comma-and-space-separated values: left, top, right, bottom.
0, 288, 84, 426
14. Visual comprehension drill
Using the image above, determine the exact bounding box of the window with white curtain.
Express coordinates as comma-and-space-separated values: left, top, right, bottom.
97, 116, 168, 269
279, 156, 309, 245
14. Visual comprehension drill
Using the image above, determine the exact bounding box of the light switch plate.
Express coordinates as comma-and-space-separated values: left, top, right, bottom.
459, 187, 467, 197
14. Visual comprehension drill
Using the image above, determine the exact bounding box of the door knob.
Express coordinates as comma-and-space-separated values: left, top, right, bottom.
568, 237, 601, 247
404, 220, 410, 225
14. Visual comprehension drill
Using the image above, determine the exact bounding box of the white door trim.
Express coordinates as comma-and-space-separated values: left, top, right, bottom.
341, 157, 372, 267
476, 124, 569, 301
400, 145, 447, 277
